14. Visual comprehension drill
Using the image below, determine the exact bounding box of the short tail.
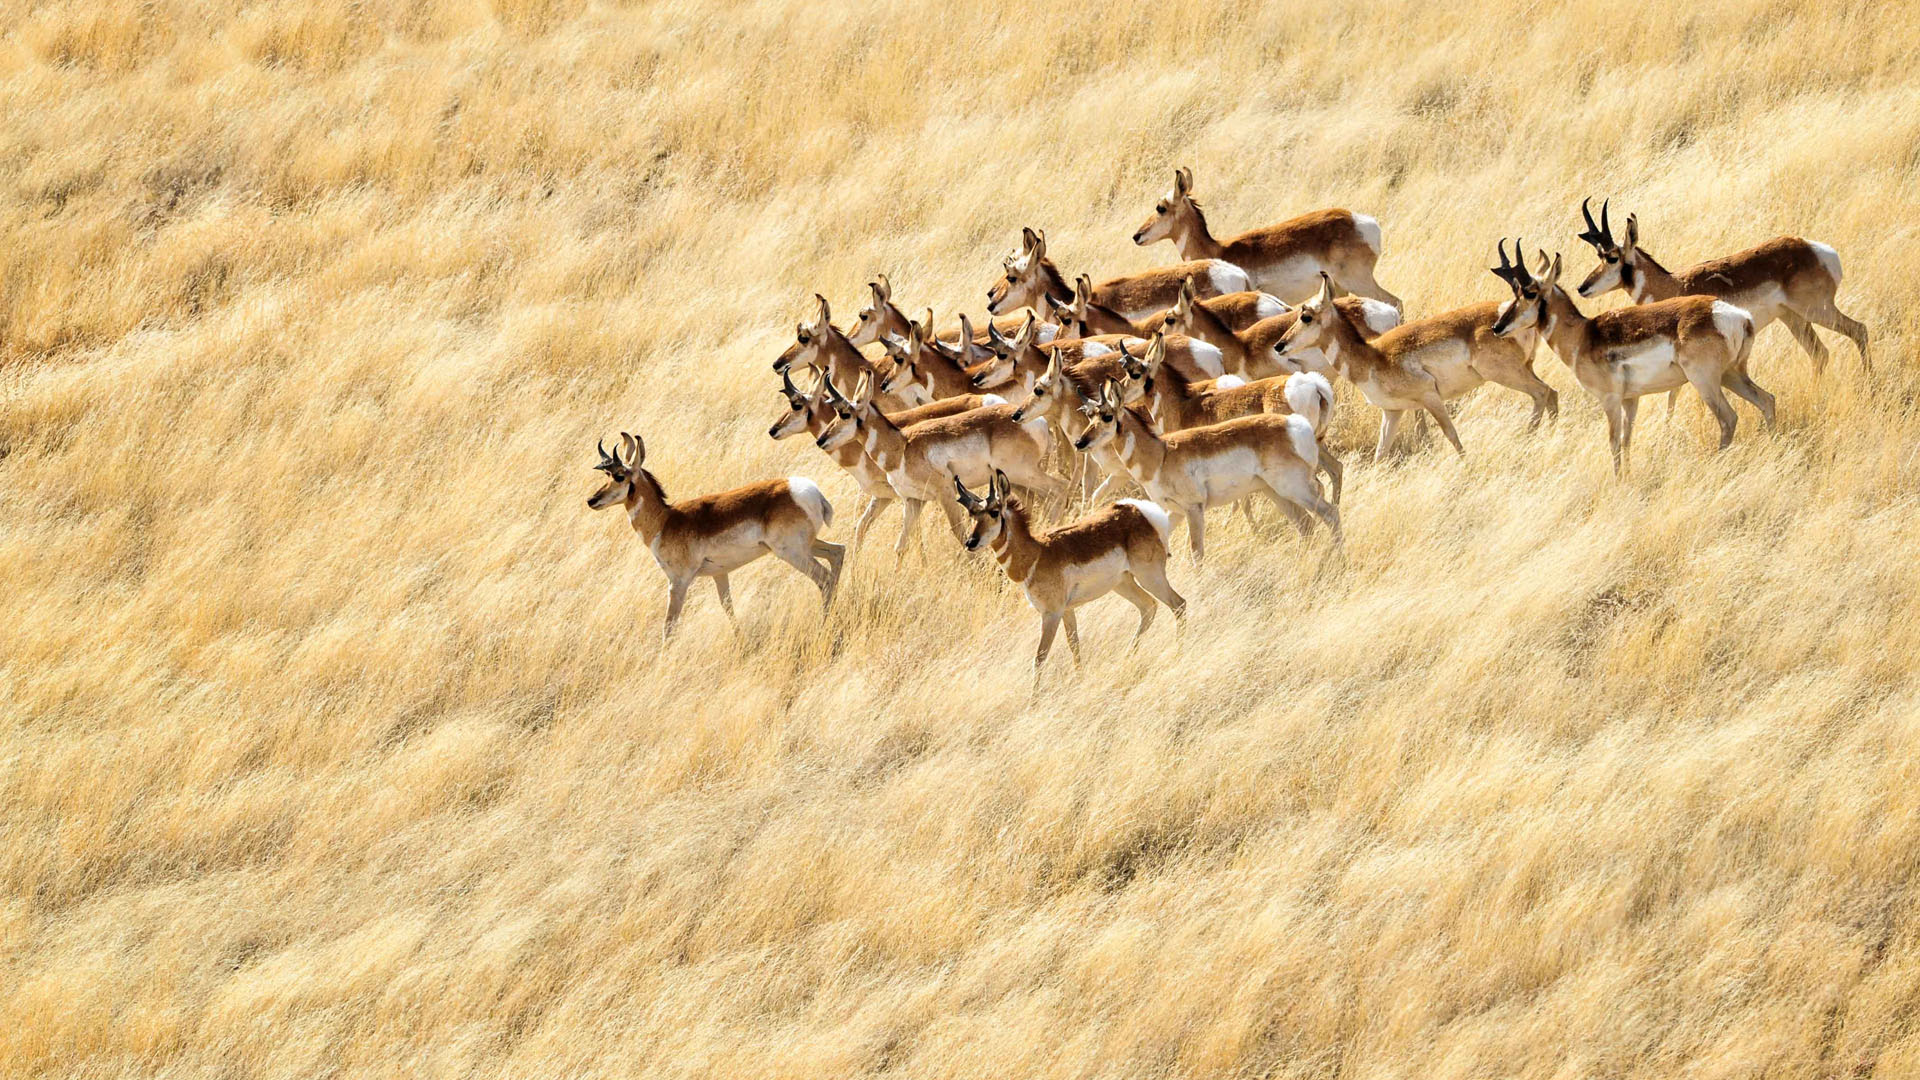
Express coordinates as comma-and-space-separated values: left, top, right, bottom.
1284, 371, 1336, 437
788, 476, 833, 528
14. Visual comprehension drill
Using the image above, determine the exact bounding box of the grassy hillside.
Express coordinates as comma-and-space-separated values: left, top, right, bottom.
4, 1, 1918, 1076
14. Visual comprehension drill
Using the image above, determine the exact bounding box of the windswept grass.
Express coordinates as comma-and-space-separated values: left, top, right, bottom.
3, 1, 1918, 1076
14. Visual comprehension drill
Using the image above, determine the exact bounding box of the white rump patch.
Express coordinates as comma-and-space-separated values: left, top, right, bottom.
1253, 293, 1290, 319
1080, 341, 1114, 359
1188, 341, 1226, 377
787, 476, 833, 528
1357, 299, 1402, 336
1351, 213, 1383, 257
1213, 374, 1248, 389
1284, 372, 1335, 434
1208, 260, 1255, 294
1117, 498, 1174, 545
981, 393, 1007, 406
1807, 240, 1842, 284
1710, 300, 1753, 355
1284, 414, 1319, 468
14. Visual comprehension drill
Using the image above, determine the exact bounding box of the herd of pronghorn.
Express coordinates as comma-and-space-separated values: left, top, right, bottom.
589, 169, 1871, 673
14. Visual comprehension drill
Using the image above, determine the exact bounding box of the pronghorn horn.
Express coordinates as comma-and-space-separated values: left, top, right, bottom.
1579, 197, 1603, 244
1600, 199, 1612, 243
595, 437, 614, 470
1514, 237, 1533, 285
781, 368, 800, 397
1492, 238, 1520, 285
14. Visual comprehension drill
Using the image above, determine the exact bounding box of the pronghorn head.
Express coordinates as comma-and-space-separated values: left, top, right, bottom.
875, 314, 937, 401
970, 314, 1038, 390
1009, 343, 1069, 422
768, 368, 818, 440
1072, 378, 1127, 452
1575, 198, 1641, 298
815, 373, 871, 451
987, 228, 1048, 315
1132, 167, 1196, 246
1490, 239, 1561, 338
1153, 275, 1202, 338
587, 432, 650, 510
953, 469, 1015, 551
773, 294, 838, 373
1275, 273, 1341, 365
846, 275, 898, 347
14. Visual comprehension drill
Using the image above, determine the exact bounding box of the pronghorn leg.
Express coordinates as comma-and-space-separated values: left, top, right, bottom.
1807, 301, 1871, 372
811, 539, 846, 603
1061, 610, 1083, 668
851, 496, 891, 550
1113, 574, 1157, 641
1618, 398, 1640, 475
1266, 492, 1316, 540
1480, 361, 1559, 430
663, 575, 694, 640
1238, 497, 1259, 527
1603, 396, 1627, 475
1777, 309, 1829, 375
1185, 503, 1208, 562
1422, 397, 1466, 455
712, 573, 735, 619
768, 540, 836, 608
1665, 388, 1680, 422
1273, 474, 1342, 545
1132, 561, 1187, 622
1722, 370, 1777, 428
1318, 444, 1344, 505
1374, 410, 1407, 462
895, 499, 926, 563
1684, 368, 1740, 450
936, 493, 968, 540
1034, 612, 1062, 676
1087, 471, 1126, 506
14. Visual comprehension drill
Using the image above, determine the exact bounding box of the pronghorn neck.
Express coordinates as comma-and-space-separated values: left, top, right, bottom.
1171, 201, 1224, 261
990, 502, 1041, 584
1321, 305, 1381, 379
860, 408, 907, 473
820, 329, 869, 385
810, 402, 870, 470
622, 468, 671, 543
1035, 258, 1074, 304
1183, 303, 1243, 361
1630, 248, 1680, 302
1114, 406, 1168, 483
1539, 288, 1596, 368
1145, 366, 1196, 428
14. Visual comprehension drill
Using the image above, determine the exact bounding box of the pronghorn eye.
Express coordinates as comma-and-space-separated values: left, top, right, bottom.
1524, 289, 1538, 299
1300, 314, 1312, 324
1156, 202, 1167, 212
1006, 274, 1016, 283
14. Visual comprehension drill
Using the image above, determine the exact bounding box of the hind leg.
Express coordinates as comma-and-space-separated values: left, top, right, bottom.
1374, 409, 1407, 462
1114, 574, 1158, 641
1061, 610, 1083, 668
1422, 396, 1466, 455
1722, 370, 1777, 428
1318, 444, 1344, 505
1807, 301, 1870, 372
1269, 472, 1341, 545
1777, 309, 1829, 375
712, 573, 735, 620
895, 498, 927, 563
769, 539, 836, 608
1479, 359, 1560, 430
811, 539, 845, 602
1683, 367, 1740, 450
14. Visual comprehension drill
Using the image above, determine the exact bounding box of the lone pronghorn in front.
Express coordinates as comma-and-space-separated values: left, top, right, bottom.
1132, 167, 1402, 311
1276, 271, 1559, 460
816, 372, 1062, 560
987, 226, 1254, 319
588, 432, 843, 639
953, 469, 1185, 680
1073, 379, 1340, 560
1575, 198, 1869, 374
1490, 240, 1772, 475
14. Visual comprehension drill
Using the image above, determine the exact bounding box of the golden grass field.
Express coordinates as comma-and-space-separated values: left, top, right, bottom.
4, 1, 1919, 1076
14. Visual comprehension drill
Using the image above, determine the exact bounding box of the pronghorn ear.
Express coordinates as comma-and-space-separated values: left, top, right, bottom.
1315, 271, 1335, 306
796, 320, 808, 341
813, 293, 832, 329
1017, 312, 1037, 347
1548, 251, 1563, 284
1624, 214, 1639, 250
619, 432, 643, 468
1147, 330, 1167, 367
1029, 229, 1046, 261
993, 468, 1011, 503
1103, 378, 1122, 410
873, 275, 891, 302
1173, 167, 1191, 197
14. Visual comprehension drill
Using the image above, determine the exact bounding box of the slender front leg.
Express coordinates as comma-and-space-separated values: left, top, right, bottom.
1034, 612, 1062, 679
1603, 396, 1626, 475
1062, 610, 1082, 668
895, 498, 925, 563
663, 575, 693, 640
1186, 503, 1208, 562
712, 573, 734, 619
1374, 409, 1406, 463
1618, 397, 1640, 475
852, 496, 890, 549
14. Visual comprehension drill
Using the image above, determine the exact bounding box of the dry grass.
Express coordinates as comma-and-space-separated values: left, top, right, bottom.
3, 1, 1919, 1076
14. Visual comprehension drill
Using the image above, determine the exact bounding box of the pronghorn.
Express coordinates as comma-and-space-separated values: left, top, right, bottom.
1575, 198, 1868, 374
588, 433, 843, 639
1128, 334, 1344, 504
876, 317, 995, 404
1004, 338, 1158, 501
816, 372, 1062, 560
1043, 274, 1292, 343
773, 294, 879, 390
1073, 379, 1340, 560
1277, 271, 1559, 460
971, 317, 1226, 402
768, 368, 996, 545
848, 275, 1062, 351
953, 470, 1185, 678
1150, 276, 1401, 377
1490, 240, 1771, 475
987, 226, 1254, 319
1132, 167, 1402, 310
